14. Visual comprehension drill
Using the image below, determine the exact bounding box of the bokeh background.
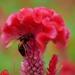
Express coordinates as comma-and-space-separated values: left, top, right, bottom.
0, 0, 75, 75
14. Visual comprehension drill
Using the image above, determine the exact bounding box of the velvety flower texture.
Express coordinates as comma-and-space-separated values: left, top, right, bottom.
1, 7, 70, 75
1, 7, 69, 52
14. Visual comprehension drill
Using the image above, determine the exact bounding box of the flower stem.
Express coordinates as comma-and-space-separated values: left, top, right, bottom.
20, 40, 45, 75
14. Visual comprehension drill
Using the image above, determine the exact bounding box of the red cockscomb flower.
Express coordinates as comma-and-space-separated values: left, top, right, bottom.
1, 7, 69, 53
0, 69, 9, 75
60, 60, 75, 75
1, 7, 70, 75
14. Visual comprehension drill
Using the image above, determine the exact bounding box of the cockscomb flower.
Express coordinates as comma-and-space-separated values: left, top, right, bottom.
0, 69, 9, 75
1, 7, 69, 52
1, 7, 69, 75
60, 60, 75, 75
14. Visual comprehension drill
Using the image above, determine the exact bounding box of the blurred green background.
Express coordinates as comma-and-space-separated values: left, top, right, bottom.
0, 0, 75, 75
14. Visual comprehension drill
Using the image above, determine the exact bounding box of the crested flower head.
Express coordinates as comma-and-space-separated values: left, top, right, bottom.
1, 7, 69, 53
60, 60, 75, 75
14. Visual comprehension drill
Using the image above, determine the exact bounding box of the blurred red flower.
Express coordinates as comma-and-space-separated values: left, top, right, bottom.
60, 60, 75, 75
47, 55, 58, 75
0, 69, 9, 75
1, 7, 69, 53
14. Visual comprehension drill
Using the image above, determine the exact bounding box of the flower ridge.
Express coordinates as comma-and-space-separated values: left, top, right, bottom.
1, 7, 69, 52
